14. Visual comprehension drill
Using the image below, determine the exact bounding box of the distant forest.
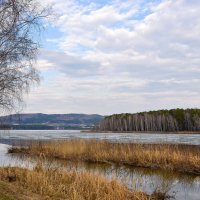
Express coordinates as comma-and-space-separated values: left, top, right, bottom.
0, 113, 103, 130
95, 109, 200, 132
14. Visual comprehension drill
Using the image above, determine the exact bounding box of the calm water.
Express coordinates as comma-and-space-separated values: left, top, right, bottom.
0, 130, 200, 200
0, 130, 200, 145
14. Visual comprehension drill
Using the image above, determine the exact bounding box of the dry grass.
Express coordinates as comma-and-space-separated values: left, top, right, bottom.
0, 165, 154, 200
0, 181, 16, 200
9, 140, 200, 174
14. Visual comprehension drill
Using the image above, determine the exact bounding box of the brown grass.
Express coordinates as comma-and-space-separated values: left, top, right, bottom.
0, 165, 154, 200
9, 140, 200, 174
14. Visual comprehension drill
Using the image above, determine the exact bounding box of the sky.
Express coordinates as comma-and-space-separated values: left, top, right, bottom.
24, 0, 200, 115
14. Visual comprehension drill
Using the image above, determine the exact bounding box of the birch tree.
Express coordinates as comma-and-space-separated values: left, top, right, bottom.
0, 0, 49, 112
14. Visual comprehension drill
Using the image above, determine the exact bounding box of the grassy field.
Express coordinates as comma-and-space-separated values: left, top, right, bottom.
0, 165, 163, 200
9, 140, 200, 174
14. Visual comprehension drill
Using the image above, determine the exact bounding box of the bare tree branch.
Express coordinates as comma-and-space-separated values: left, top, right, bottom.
0, 0, 50, 113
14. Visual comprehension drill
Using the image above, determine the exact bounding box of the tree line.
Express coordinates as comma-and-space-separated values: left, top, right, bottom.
95, 109, 200, 132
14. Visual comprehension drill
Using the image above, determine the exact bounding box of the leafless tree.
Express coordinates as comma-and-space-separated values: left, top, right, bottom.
95, 109, 200, 132
0, 0, 49, 113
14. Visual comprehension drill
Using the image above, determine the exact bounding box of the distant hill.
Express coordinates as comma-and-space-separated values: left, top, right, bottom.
95, 108, 200, 132
0, 113, 104, 130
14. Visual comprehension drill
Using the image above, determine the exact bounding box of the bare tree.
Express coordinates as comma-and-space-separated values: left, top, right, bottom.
96, 109, 200, 132
0, 0, 49, 112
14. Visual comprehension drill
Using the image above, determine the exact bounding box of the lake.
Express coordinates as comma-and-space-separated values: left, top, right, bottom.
0, 130, 200, 200
0, 130, 200, 145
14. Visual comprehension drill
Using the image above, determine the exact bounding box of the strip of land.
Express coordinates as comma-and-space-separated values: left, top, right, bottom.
82, 130, 200, 134
9, 140, 200, 175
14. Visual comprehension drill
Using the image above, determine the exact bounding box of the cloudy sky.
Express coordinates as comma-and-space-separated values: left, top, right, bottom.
24, 0, 200, 115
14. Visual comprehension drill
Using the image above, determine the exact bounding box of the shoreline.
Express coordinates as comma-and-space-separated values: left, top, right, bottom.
81, 130, 200, 134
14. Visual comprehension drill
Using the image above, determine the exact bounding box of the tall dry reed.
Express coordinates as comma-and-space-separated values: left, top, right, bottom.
0, 165, 153, 200
9, 140, 200, 174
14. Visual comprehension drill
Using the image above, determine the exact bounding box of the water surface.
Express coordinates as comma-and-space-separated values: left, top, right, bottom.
0, 130, 200, 145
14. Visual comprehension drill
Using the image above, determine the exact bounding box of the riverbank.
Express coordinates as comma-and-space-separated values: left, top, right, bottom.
81, 130, 200, 134
9, 140, 200, 175
0, 166, 163, 200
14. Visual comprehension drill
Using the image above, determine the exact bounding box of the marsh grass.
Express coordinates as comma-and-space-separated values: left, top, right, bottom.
0, 181, 16, 200
0, 165, 155, 200
9, 140, 200, 174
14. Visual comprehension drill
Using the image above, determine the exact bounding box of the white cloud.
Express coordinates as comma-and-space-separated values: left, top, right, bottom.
24, 0, 200, 114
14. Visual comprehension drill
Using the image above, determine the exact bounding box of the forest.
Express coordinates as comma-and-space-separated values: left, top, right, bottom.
95, 109, 200, 132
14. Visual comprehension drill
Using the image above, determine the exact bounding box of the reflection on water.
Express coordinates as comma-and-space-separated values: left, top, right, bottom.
58, 161, 200, 200
1, 130, 200, 145
1, 144, 199, 200
0, 144, 35, 169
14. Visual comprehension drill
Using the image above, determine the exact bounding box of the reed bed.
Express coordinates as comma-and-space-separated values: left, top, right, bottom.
9, 140, 200, 174
0, 165, 154, 200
